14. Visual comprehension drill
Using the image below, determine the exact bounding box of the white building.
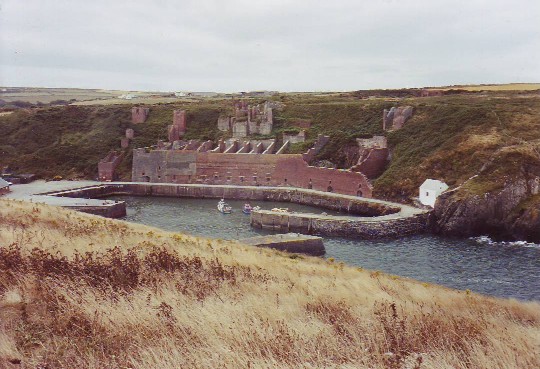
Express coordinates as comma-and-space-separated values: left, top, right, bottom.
0, 178, 11, 195
419, 179, 449, 207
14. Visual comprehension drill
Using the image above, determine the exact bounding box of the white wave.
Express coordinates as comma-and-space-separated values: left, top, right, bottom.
471, 236, 540, 249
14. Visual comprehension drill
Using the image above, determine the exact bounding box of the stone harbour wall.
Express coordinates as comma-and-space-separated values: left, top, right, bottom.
251, 210, 429, 239
44, 183, 428, 238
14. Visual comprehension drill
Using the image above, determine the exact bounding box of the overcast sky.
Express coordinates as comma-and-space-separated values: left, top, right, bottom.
1, 0, 539, 92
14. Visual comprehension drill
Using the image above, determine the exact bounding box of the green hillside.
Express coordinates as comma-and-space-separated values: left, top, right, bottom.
1, 91, 539, 201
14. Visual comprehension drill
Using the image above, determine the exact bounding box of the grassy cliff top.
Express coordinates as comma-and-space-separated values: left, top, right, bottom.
0, 199, 539, 368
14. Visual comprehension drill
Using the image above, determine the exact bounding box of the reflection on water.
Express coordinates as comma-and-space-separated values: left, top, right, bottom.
109, 196, 540, 301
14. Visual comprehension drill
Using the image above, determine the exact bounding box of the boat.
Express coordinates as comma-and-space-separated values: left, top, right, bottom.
242, 203, 260, 214
243, 203, 253, 214
217, 199, 232, 214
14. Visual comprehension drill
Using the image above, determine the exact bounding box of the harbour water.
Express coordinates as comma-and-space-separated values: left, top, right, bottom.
110, 195, 540, 301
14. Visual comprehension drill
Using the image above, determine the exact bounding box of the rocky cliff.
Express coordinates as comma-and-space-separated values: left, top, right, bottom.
433, 162, 540, 242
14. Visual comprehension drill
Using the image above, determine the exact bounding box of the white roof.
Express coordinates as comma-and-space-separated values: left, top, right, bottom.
420, 179, 449, 191
0, 178, 10, 188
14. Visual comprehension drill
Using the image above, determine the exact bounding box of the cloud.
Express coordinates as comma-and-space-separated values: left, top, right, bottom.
1, 0, 539, 91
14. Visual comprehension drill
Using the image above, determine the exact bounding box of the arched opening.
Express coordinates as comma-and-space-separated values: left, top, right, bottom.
141, 176, 150, 182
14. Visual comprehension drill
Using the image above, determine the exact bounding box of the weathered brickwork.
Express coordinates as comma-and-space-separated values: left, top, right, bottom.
168, 110, 187, 142
132, 150, 372, 197
131, 107, 149, 124
98, 151, 124, 181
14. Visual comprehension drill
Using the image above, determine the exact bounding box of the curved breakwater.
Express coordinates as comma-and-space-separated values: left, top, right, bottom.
44, 182, 430, 239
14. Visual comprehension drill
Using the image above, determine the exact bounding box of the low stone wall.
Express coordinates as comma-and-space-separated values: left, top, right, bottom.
251, 210, 429, 239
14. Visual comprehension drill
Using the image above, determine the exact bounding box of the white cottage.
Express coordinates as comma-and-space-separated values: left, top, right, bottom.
419, 179, 449, 207
0, 178, 11, 195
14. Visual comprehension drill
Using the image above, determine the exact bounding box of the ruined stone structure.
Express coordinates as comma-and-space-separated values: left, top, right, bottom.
98, 151, 124, 181
302, 134, 330, 163
131, 107, 149, 124
283, 130, 306, 144
168, 110, 187, 142
218, 100, 273, 138
121, 129, 135, 148
351, 136, 389, 179
132, 136, 371, 198
383, 106, 413, 130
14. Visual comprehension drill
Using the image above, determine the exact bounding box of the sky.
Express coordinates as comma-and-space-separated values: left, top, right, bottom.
1, 0, 539, 92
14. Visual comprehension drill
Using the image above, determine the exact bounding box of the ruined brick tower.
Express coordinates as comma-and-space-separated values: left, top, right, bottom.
131, 107, 150, 124
168, 110, 187, 142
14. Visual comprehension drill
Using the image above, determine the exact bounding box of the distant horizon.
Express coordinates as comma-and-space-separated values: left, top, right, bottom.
2, 82, 540, 95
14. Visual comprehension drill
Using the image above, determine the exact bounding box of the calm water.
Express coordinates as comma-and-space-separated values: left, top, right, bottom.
109, 196, 540, 301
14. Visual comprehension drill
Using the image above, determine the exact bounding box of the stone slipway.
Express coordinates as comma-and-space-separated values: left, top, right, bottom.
3, 180, 126, 218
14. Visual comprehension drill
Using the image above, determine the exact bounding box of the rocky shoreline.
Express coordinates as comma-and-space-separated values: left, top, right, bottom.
433, 172, 540, 243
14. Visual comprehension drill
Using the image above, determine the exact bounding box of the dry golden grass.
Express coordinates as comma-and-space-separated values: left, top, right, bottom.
0, 199, 539, 368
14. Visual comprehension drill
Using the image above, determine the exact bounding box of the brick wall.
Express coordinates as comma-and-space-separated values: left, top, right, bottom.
132, 150, 372, 197
98, 151, 124, 181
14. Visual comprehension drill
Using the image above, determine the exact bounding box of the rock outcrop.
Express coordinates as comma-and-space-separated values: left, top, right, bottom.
383, 106, 413, 130
433, 165, 540, 242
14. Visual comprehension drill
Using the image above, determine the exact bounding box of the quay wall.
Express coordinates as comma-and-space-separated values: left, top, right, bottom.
251, 210, 429, 239
46, 183, 401, 217
43, 183, 429, 238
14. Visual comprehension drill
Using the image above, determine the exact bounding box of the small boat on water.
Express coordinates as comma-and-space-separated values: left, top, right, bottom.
243, 203, 253, 214
217, 199, 232, 214
242, 203, 261, 214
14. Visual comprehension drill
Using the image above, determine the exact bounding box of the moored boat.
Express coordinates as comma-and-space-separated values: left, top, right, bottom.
243, 203, 261, 214
217, 199, 232, 214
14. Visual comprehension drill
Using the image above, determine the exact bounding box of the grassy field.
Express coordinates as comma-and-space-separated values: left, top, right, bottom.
1, 199, 538, 368
434, 83, 540, 91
